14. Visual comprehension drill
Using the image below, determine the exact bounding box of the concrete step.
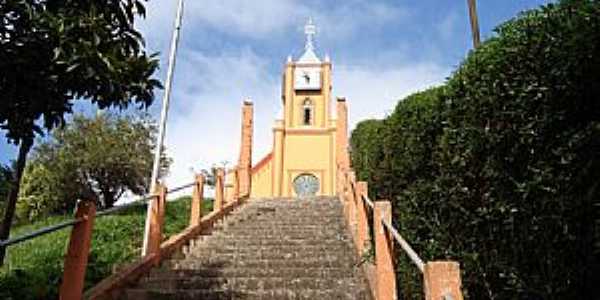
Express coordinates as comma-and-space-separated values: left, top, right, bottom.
121, 197, 371, 300
149, 266, 363, 279
216, 220, 346, 227
209, 232, 351, 241
164, 257, 359, 269
197, 239, 352, 248
184, 249, 356, 260
186, 244, 353, 255
124, 288, 371, 300
138, 276, 363, 290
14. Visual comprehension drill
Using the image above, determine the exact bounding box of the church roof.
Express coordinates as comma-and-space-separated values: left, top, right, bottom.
298, 48, 321, 64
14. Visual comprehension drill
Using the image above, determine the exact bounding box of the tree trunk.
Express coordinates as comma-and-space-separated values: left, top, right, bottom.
0, 138, 33, 265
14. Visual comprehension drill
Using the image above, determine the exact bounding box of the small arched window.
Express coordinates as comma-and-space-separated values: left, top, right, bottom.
302, 98, 313, 125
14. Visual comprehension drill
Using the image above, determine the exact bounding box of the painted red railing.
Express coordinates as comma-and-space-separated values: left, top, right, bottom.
339, 168, 464, 300
0, 166, 249, 300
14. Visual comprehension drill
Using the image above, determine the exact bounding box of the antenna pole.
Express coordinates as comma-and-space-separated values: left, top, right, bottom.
467, 0, 481, 48
142, 0, 184, 257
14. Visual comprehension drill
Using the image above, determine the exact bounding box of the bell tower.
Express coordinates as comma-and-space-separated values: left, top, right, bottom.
272, 18, 336, 197
250, 18, 345, 199
282, 18, 332, 129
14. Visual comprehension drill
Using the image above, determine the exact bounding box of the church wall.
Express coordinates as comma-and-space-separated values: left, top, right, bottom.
223, 170, 237, 203
281, 130, 335, 197
250, 153, 273, 198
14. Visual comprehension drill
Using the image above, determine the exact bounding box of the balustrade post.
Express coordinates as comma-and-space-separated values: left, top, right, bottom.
145, 183, 166, 263
215, 168, 225, 211
233, 168, 240, 201
423, 261, 463, 300
356, 181, 370, 255
59, 200, 96, 300
190, 174, 205, 227
348, 171, 357, 232
342, 171, 350, 223
374, 200, 396, 300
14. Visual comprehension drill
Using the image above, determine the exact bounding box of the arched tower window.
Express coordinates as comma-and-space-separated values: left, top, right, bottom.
302, 98, 313, 125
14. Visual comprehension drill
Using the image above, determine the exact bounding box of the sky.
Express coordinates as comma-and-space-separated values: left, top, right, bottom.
1, 0, 553, 188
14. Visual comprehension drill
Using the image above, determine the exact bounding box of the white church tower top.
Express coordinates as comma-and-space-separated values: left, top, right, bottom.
297, 17, 321, 64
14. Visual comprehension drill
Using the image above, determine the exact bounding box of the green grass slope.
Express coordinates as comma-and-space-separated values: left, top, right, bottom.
0, 196, 213, 300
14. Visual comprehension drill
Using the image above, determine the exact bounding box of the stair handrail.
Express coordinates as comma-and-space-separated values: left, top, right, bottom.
380, 217, 425, 272
0, 172, 238, 299
340, 168, 464, 300
0, 191, 160, 249
353, 186, 424, 272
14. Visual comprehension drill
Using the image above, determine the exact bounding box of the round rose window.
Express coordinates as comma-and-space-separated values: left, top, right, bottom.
292, 173, 319, 197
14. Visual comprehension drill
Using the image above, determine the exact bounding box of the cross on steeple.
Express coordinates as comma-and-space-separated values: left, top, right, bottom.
297, 17, 321, 64
304, 17, 316, 51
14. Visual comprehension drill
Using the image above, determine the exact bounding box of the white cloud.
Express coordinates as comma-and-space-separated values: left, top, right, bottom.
162, 48, 280, 188
134, 1, 449, 192
334, 63, 450, 131
138, 0, 407, 41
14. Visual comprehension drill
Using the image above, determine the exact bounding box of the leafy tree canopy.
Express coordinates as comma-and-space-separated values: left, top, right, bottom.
16, 113, 171, 221
0, 0, 162, 263
0, 0, 161, 144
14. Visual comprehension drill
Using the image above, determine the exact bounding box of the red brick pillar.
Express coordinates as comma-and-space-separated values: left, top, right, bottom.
423, 261, 463, 300
190, 174, 205, 227
374, 200, 396, 300
356, 181, 370, 255
215, 168, 225, 211
336, 98, 350, 195
238, 100, 253, 197
60, 200, 96, 300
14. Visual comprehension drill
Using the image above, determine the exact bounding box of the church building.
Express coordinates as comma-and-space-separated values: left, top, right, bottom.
249, 19, 350, 198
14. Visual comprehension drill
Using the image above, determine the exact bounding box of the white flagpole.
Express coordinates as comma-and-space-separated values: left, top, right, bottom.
142, 0, 184, 256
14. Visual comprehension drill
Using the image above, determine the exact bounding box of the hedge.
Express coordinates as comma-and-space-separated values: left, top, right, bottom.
350, 1, 600, 299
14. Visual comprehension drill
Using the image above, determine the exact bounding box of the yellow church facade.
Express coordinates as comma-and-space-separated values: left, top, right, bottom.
249, 19, 350, 198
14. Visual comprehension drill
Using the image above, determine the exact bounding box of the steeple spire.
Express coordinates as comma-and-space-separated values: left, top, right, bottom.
297, 17, 321, 64
304, 17, 316, 51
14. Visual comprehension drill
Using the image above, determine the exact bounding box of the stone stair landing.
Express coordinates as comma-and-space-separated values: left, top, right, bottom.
123, 197, 372, 299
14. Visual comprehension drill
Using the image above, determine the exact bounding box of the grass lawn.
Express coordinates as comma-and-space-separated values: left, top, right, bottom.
0, 196, 213, 300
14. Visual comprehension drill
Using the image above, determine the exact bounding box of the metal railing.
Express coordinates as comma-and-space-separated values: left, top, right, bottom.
361, 193, 374, 209
167, 182, 195, 194
356, 190, 424, 271
0, 181, 195, 250
341, 168, 463, 300
0, 218, 84, 248
0, 178, 205, 299
0, 183, 195, 249
380, 218, 425, 272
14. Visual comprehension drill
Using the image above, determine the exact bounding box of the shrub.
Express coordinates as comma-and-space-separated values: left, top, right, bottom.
351, 1, 600, 298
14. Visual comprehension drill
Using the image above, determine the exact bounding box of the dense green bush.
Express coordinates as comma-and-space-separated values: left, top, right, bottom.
0, 196, 213, 300
351, 1, 600, 299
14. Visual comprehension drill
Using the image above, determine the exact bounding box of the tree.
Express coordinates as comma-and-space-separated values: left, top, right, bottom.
0, 165, 12, 216
16, 114, 170, 221
0, 1, 162, 264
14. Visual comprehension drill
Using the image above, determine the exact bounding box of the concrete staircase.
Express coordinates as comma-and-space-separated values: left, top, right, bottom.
123, 197, 372, 299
